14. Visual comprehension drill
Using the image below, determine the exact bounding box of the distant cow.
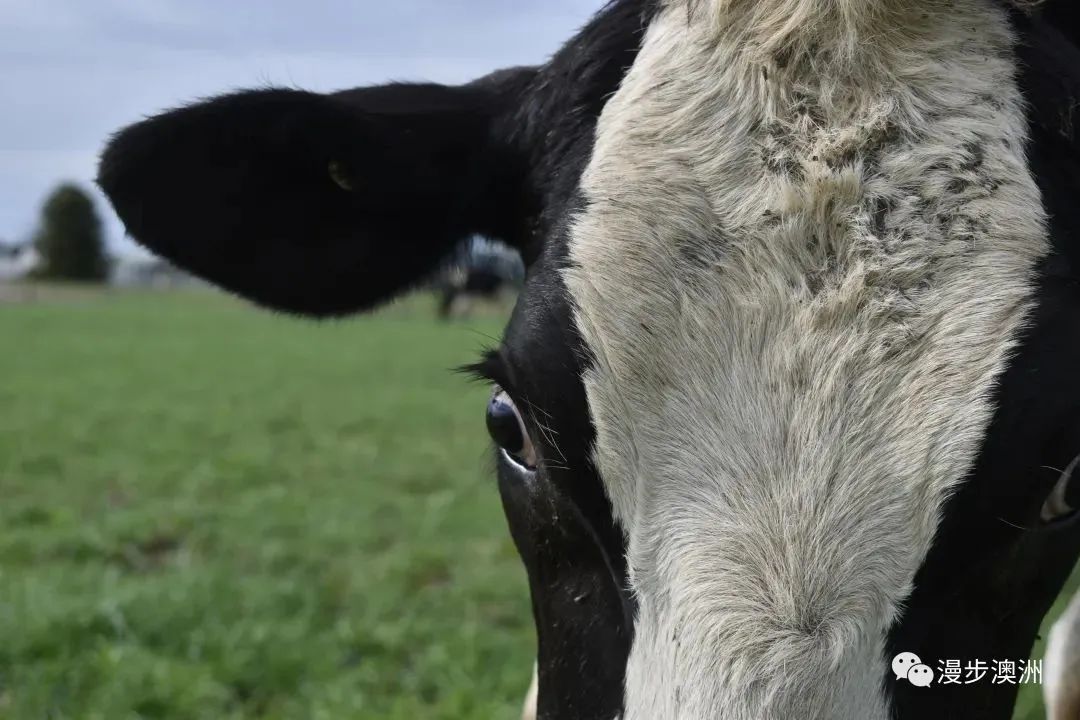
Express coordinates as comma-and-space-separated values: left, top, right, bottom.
434, 237, 522, 319
99, 1, 1080, 718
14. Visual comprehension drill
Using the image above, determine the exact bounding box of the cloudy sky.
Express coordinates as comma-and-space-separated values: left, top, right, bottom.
0, 0, 603, 256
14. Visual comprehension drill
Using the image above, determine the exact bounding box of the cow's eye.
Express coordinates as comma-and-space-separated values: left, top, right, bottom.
1040, 454, 1080, 524
486, 389, 536, 470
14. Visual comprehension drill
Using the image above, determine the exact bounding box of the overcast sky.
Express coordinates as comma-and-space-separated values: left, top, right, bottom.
0, 0, 603, 256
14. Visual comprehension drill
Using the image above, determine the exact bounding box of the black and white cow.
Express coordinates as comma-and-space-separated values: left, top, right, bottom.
98, 1, 1080, 718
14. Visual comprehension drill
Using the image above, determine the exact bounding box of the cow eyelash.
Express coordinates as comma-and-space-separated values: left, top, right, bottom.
461, 349, 517, 395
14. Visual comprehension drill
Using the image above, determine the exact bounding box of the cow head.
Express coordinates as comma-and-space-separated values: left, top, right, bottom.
98, 1, 1080, 718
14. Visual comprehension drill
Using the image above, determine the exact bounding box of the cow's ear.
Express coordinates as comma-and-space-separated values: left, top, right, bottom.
97, 70, 535, 316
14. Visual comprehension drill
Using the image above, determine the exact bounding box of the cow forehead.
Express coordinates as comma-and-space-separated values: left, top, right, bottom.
564, 0, 1047, 717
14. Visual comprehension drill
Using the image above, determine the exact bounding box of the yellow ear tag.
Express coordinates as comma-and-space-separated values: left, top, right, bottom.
328, 160, 353, 191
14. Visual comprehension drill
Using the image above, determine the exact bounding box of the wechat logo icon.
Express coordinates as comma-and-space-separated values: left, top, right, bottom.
893, 652, 935, 687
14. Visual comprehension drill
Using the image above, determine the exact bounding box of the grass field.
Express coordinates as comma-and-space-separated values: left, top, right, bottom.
0, 288, 531, 719
0, 287, 1073, 719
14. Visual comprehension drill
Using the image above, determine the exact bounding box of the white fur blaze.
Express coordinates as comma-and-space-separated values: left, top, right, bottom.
1045, 579, 1080, 719
521, 663, 538, 720
565, 0, 1048, 717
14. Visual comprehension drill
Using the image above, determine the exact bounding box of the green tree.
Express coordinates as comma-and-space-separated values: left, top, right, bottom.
33, 183, 109, 282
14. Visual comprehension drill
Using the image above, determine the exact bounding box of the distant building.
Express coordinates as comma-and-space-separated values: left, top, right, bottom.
111, 256, 202, 288
0, 243, 202, 288
0, 242, 38, 280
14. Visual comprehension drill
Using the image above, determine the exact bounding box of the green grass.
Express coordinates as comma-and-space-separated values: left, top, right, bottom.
0, 287, 1074, 719
0, 289, 531, 720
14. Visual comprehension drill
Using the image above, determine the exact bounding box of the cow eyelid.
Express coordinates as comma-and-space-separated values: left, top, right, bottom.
462, 349, 519, 397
